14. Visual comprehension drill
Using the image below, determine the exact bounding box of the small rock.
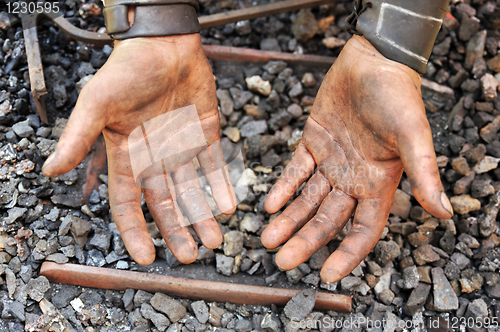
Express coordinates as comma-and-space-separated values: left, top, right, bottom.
208, 304, 226, 327
367, 261, 382, 277
223, 231, 244, 257
26, 276, 50, 302
230, 88, 253, 110
245, 76, 271, 96
240, 120, 267, 137
141, 303, 170, 331
413, 244, 440, 265
287, 103, 303, 118
451, 252, 470, 270
341, 276, 362, 291
417, 266, 432, 284
322, 36, 346, 48
291, 9, 318, 42
216, 253, 235, 276
390, 189, 411, 219
12, 121, 34, 138
399, 266, 420, 289
471, 179, 495, 198
46, 253, 69, 264
5, 207, 27, 224
481, 73, 499, 101
451, 156, 470, 175
239, 213, 263, 233
421, 78, 455, 111
465, 30, 487, 70
432, 267, 459, 312
473, 156, 500, 173
459, 15, 480, 41
235, 168, 258, 187
308, 247, 329, 270
301, 73, 316, 87
263, 61, 287, 75
459, 270, 483, 293
454, 171, 475, 195
150, 293, 186, 323
5, 268, 16, 298
283, 289, 315, 321
235, 20, 251, 35
89, 228, 112, 254
450, 195, 481, 214
261, 312, 281, 331
288, 82, 303, 98
301, 273, 320, 286
223, 127, 240, 143
286, 268, 303, 284
378, 289, 395, 305
260, 38, 281, 52
134, 290, 153, 307
440, 230, 456, 255
465, 298, 488, 319
403, 283, 431, 316
374, 240, 401, 266
191, 300, 209, 324
480, 115, 500, 143
217, 89, 234, 116
479, 191, 500, 237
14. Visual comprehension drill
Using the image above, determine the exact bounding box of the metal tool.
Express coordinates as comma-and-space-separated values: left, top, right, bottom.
21, 0, 340, 124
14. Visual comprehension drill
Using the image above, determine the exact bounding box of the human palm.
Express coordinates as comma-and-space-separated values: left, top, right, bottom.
262, 35, 453, 282
43, 34, 236, 265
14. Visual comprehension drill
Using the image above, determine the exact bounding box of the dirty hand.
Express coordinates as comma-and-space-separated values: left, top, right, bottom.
261, 35, 453, 283
42, 34, 236, 265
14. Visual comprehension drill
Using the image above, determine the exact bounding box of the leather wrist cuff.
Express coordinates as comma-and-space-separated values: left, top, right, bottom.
103, 0, 200, 40
346, 0, 450, 74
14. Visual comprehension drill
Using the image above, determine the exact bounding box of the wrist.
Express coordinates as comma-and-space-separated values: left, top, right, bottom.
350, 35, 421, 81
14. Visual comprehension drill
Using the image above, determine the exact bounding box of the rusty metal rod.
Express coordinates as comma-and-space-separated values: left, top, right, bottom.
41, 262, 352, 312
199, 0, 338, 29
203, 45, 336, 67
21, 12, 49, 124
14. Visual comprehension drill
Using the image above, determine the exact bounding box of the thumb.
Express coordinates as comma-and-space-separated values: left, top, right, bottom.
397, 114, 453, 219
42, 87, 107, 178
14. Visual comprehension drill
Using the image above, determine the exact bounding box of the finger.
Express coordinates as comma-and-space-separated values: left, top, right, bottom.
265, 143, 316, 214
274, 191, 357, 271
107, 144, 155, 266
143, 162, 199, 264
320, 197, 391, 283
261, 171, 331, 249
397, 114, 453, 219
172, 162, 223, 250
42, 82, 107, 177
198, 141, 237, 215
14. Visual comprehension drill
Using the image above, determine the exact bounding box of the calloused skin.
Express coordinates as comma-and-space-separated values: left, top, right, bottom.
261, 35, 453, 283
42, 34, 236, 266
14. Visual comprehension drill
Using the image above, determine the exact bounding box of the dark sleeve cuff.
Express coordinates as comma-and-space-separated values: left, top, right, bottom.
349, 0, 450, 74
103, 0, 200, 40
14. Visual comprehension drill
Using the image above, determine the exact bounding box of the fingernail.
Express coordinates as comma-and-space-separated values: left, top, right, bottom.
42, 152, 56, 175
440, 192, 453, 217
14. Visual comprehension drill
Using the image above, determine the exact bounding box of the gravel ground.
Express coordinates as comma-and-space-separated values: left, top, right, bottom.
0, 0, 500, 331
